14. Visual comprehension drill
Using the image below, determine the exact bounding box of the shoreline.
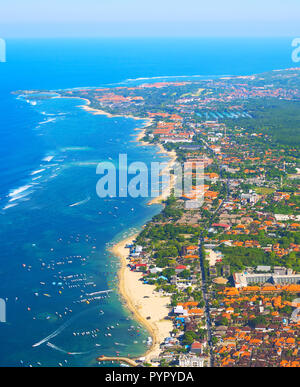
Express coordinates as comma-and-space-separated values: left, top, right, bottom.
78, 95, 178, 206
74, 94, 176, 364
110, 235, 172, 363
133, 123, 177, 206
79, 97, 145, 121
146, 146, 177, 206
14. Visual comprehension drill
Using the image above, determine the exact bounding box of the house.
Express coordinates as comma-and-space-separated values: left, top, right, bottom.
175, 265, 187, 274
130, 245, 143, 257
188, 308, 204, 317
134, 263, 148, 272
173, 305, 188, 316
212, 223, 231, 229
190, 341, 203, 354
274, 192, 290, 202
149, 267, 163, 274
182, 245, 198, 255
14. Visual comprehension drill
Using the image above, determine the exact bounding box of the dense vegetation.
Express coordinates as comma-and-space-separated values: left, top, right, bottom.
223, 99, 300, 146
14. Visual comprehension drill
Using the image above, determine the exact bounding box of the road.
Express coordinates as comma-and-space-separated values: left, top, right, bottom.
198, 138, 230, 367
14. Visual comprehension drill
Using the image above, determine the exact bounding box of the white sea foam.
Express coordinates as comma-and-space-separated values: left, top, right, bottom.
7, 184, 36, 204
61, 147, 90, 152
39, 118, 57, 125
31, 169, 45, 176
8, 185, 32, 198
122, 74, 226, 83
8, 192, 32, 203
74, 161, 99, 166
2, 203, 18, 211
42, 156, 54, 162
9, 192, 32, 203
26, 100, 37, 106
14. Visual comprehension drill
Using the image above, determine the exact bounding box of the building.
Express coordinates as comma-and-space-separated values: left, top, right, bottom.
256, 266, 271, 272
173, 305, 188, 316
241, 192, 260, 204
234, 270, 300, 288
179, 354, 206, 367
134, 263, 148, 272
175, 265, 187, 274
190, 341, 204, 354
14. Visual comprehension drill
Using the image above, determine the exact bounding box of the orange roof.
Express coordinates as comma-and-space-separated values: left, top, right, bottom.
184, 254, 199, 260
286, 337, 295, 344
188, 308, 204, 315
291, 223, 300, 228
186, 245, 198, 250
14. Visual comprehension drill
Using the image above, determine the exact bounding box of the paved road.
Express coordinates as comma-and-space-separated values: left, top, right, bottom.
198, 138, 230, 367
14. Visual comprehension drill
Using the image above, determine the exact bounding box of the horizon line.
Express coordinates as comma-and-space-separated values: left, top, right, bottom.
2, 35, 297, 39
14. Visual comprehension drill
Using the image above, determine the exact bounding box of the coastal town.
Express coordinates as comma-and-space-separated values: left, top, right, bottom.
23, 68, 300, 367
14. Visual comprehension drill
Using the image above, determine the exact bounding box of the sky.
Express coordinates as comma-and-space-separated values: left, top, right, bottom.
0, 0, 300, 37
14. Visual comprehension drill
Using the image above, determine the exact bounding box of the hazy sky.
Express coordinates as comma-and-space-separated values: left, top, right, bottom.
1, 0, 300, 37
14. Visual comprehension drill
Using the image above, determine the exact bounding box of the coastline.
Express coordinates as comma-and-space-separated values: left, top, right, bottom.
78, 94, 178, 207
133, 123, 177, 206
110, 235, 172, 363
80, 97, 144, 121
74, 94, 176, 363
146, 147, 177, 206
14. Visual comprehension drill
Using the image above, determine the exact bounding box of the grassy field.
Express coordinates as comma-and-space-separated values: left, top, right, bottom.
254, 187, 275, 195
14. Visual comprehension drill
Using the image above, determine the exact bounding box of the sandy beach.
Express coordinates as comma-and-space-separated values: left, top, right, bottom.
110, 235, 172, 363
55, 94, 146, 121
80, 97, 175, 362
134, 118, 154, 145
80, 97, 144, 121
133, 123, 177, 206
147, 147, 177, 206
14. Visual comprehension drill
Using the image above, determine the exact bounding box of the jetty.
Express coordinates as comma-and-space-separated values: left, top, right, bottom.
97, 356, 138, 367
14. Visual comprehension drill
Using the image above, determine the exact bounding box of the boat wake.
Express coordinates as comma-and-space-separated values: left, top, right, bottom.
69, 196, 91, 207
32, 318, 73, 348
114, 342, 127, 347
32, 305, 99, 348
46, 342, 92, 356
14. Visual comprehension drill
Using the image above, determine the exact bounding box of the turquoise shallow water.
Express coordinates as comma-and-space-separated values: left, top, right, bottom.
0, 37, 295, 366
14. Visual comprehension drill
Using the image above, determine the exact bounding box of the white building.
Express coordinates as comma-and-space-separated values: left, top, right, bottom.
179, 355, 206, 367
173, 305, 188, 316
234, 271, 300, 288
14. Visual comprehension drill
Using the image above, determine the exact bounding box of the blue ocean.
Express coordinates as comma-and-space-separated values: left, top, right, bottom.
0, 38, 295, 367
